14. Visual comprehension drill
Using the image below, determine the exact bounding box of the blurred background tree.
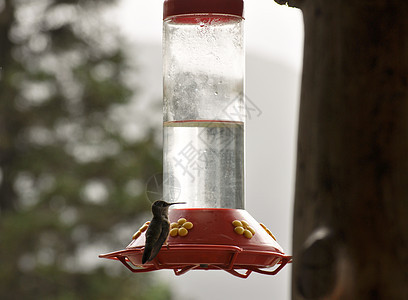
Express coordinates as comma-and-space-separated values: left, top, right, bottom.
0, 0, 168, 299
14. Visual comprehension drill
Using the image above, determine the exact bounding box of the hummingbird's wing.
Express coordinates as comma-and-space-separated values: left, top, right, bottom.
147, 221, 170, 263
142, 218, 162, 264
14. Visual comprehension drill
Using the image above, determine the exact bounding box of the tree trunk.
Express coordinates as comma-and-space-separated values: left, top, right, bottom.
276, 0, 408, 299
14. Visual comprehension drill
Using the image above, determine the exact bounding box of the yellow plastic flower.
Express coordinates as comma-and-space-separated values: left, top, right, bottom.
232, 219, 255, 239
259, 223, 277, 241
169, 218, 194, 237
132, 221, 150, 240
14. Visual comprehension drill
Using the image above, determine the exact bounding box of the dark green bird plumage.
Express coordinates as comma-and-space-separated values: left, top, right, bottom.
142, 200, 185, 264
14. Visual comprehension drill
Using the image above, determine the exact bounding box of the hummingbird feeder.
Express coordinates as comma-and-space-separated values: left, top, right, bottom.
99, 0, 291, 278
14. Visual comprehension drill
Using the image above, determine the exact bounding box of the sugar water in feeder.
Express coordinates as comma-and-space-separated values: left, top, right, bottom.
163, 12, 245, 209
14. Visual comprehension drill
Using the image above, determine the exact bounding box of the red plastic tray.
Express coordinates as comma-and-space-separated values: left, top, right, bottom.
99, 208, 292, 278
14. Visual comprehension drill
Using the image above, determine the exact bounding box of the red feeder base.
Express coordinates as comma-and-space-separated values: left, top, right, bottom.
99, 208, 292, 278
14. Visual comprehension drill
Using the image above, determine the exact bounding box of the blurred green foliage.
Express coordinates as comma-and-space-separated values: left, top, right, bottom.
0, 0, 169, 299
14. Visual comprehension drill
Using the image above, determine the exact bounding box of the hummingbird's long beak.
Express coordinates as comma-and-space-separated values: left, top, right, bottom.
166, 202, 186, 206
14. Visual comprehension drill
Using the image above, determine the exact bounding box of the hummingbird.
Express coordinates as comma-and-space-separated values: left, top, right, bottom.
142, 200, 185, 264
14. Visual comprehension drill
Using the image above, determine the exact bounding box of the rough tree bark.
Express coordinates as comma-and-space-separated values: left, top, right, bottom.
275, 1, 408, 299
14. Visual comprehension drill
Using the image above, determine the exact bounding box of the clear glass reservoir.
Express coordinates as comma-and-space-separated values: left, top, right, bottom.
163, 15, 245, 209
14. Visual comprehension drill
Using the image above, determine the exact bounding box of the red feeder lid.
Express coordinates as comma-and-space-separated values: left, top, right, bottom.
163, 0, 244, 19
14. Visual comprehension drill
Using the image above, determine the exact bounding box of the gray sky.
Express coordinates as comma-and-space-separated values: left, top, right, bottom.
107, 1, 304, 299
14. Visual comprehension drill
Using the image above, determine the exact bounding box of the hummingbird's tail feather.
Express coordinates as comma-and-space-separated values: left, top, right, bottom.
147, 242, 163, 263
142, 245, 152, 264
